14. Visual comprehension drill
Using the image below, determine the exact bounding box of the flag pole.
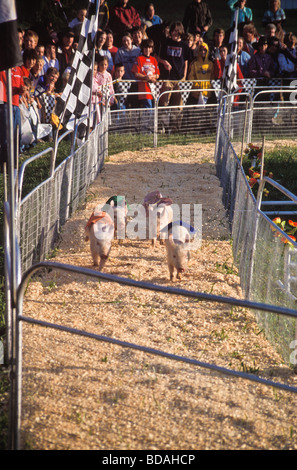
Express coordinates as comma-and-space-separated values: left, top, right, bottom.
87, 0, 100, 138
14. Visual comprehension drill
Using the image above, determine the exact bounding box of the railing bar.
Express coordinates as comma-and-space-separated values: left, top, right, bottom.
18, 315, 297, 395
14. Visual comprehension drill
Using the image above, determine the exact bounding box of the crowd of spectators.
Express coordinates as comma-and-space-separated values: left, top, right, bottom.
1, 0, 297, 158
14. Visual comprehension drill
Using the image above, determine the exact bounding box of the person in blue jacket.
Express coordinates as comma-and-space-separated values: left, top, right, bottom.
227, 0, 253, 34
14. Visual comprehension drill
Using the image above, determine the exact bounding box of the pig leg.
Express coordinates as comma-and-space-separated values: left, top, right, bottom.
99, 254, 109, 271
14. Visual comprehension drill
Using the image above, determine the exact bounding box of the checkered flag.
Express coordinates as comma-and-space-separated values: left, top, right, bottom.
148, 81, 164, 101
178, 81, 193, 105
223, 7, 239, 95
60, 0, 99, 130
114, 81, 132, 107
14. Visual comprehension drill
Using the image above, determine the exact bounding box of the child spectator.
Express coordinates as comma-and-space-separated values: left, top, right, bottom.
187, 42, 215, 104
132, 38, 160, 108
208, 28, 225, 62
29, 57, 45, 90
114, 32, 141, 80
42, 40, 60, 75
158, 21, 191, 81
112, 62, 128, 114
35, 68, 60, 139
35, 44, 45, 58
20, 49, 38, 78
93, 56, 115, 122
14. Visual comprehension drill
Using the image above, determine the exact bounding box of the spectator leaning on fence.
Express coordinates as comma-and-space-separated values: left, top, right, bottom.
132, 38, 160, 109
187, 41, 215, 105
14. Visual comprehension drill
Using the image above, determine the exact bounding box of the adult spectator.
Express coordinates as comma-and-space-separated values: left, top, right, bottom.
104, 29, 118, 62
114, 32, 141, 80
98, 0, 110, 31
262, 0, 286, 28
278, 33, 297, 78
227, 1, 252, 35
237, 36, 251, 77
68, 8, 87, 44
248, 36, 275, 79
22, 30, 39, 52
109, 0, 141, 47
182, 0, 212, 37
265, 23, 277, 40
56, 28, 76, 92
131, 26, 144, 47
141, 3, 162, 28
96, 30, 114, 73
207, 28, 225, 62
242, 23, 259, 55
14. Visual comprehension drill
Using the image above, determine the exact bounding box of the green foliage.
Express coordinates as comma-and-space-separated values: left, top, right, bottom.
242, 146, 297, 203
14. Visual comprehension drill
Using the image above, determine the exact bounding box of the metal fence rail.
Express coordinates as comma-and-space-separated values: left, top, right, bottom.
11, 260, 297, 450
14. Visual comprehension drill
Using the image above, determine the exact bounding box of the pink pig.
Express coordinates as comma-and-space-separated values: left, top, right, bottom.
85, 210, 114, 271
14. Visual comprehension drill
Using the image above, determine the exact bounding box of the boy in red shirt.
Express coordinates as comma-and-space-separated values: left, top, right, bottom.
132, 38, 160, 108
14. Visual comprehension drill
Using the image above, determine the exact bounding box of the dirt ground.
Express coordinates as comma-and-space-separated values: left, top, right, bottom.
20, 142, 297, 450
